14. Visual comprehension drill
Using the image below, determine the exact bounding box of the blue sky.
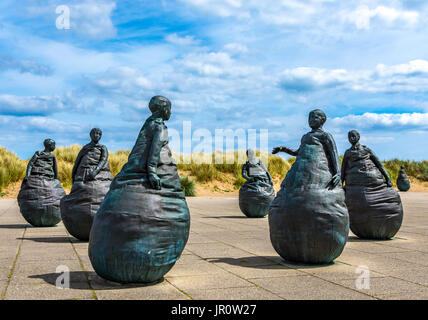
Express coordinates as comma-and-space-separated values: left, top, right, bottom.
0, 0, 427, 160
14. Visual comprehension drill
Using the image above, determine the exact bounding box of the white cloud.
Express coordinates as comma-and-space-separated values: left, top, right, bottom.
69, 0, 117, 39
344, 5, 419, 30
0, 94, 65, 116
178, 51, 261, 78
280, 67, 351, 91
279, 59, 428, 93
223, 43, 248, 54
165, 33, 200, 46
330, 112, 428, 130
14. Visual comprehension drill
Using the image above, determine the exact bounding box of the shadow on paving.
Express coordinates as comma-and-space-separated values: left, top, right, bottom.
346, 235, 405, 243
0, 224, 28, 229
16, 236, 85, 244
202, 215, 256, 219
30, 271, 165, 290
208, 256, 334, 269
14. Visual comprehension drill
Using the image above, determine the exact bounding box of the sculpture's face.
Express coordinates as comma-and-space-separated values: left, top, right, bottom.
161, 103, 172, 121
247, 149, 255, 161
348, 131, 360, 145
308, 111, 325, 129
46, 140, 56, 152
90, 130, 102, 143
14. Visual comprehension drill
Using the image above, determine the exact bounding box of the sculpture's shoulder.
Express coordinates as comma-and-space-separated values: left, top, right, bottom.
360, 145, 373, 154
321, 131, 335, 142
146, 118, 166, 132
344, 148, 352, 157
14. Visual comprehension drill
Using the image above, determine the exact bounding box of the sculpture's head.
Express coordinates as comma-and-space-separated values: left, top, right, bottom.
149, 96, 171, 121
246, 149, 255, 161
90, 128, 102, 143
43, 139, 56, 152
400, 165, 405, 170
348, 130, 360, 145
308, 109, 327, 129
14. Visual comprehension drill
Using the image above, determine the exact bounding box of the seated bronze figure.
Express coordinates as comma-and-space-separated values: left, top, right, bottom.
60, 128, 113, 241
239, 149, 275, 218
269, 109, 349, 264
396, 166, 411, 192
17, 139, 66, 227
341, 130, 403, 240
89, 96, 190, 284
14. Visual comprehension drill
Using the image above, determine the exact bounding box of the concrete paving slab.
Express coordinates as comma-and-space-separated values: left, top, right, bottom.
0, 192, 427, 300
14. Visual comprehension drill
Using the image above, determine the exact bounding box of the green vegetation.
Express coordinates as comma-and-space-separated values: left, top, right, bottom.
0, 147, 26, 193
383, 159, 428, 186
180, 175, 196, 197
0, 145, 427, 195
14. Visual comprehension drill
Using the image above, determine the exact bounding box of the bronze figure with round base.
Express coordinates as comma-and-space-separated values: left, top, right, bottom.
341, 130, 403, 240
239, 149, 275, 218
269, 110, 349, 264
60, 128, 113, 241
89, 96, 190, 284
396, 166, 411, 192
18, 139, 66, 227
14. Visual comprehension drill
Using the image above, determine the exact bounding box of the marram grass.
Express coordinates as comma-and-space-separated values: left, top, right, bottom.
0, 145, 426, 194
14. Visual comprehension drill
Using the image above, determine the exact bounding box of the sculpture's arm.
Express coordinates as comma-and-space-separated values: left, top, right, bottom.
91, 145, 108, 178
340, 151, 349, 186
146, 124, 164, 190
260, 161, 273, 183
241, 163, 250, 180
71, 149, 84, 182
369, 148, 392, 187
272, 146, 299, 156
25, 152, 38, 178
52, 155, 59, 180
324, 133, 341, 189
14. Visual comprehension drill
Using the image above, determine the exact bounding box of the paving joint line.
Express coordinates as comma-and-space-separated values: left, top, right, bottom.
67, 234, 98, 300
1, 225, 27, 300
184, 248, 285, 300
202, 237, 379, 300
164, 278, 194, 300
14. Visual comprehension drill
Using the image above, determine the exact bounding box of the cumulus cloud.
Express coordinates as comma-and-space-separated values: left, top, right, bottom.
82, 66, 153, 97
177, 51, 261, 78
279, 60, 428, 93
223, 43, 248, 55
330, 112, 428, 130
179, 0, 333, 25
0, 55, 53, 76
68, 0, 117, 39
280, 67, 351, 92
344, 5, 419, 30
165, 33, 200, 46
0, 93, 88, 116
26, 0, 117, 39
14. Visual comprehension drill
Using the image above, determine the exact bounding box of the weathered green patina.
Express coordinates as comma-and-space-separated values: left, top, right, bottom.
60, 128, 113, 241
397, 166, 411, 192
88, 96, 190, 284
18, 139, 66, 227
341, 130, 403, 240
269, 110, 349, 264
239, 149, 275, 218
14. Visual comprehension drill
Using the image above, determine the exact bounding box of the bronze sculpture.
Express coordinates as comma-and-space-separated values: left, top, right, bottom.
396, 166, 411, 192
341, 130, 403, 239
89, 96, 190, 284
239, 149, 275, 218
17, 139, 66, 227
269, 109, 349, 264
60, 128, 113, 241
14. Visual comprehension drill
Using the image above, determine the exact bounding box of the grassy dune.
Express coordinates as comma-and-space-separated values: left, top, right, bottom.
0, 147, 26, 193
0, 145, 427, 196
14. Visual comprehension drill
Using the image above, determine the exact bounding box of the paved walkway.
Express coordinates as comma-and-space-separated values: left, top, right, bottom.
0, 193, 427, 300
